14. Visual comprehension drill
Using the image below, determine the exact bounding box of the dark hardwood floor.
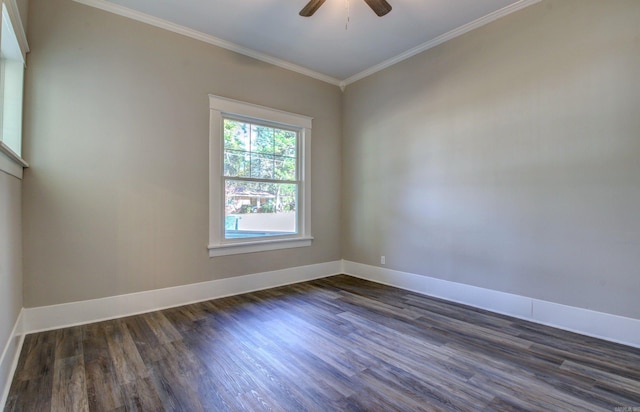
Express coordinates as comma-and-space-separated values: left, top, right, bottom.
5, 275, 640, 411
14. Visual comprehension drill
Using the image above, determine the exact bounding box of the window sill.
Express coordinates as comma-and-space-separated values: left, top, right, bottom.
0, 142, 28, 179
208, 236, 313, 257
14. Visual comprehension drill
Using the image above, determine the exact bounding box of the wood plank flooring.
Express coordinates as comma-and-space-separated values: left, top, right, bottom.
5, 275, 640, 411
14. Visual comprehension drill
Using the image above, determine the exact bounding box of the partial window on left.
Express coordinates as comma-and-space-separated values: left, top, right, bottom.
0, 0, 29, 175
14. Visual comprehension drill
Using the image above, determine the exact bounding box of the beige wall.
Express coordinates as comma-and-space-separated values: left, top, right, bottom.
0, 171, 22, 356
343, 0, 640, 319
22, 0, 342, 307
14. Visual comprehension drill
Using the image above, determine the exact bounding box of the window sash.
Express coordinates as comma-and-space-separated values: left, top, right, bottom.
222, 117, 299, 182
221, 119, 302, 242
223, 178, 300, 240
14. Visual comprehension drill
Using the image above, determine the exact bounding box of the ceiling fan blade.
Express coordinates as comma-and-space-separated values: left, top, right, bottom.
299, 0, 327, 17
363, 0, 392, 16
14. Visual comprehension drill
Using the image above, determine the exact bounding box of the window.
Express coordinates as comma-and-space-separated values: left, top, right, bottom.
0, 0, 28, 178
208, 95, 313, 256
223, 118, 299, 238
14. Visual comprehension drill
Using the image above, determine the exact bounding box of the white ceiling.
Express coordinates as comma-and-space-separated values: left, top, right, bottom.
76, 0, 539, 86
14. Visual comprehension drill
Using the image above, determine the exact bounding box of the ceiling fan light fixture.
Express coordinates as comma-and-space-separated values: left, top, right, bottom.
299, 0, 392, 17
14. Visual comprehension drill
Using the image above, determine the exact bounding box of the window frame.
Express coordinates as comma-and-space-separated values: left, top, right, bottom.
0, 0, 29, 179
208, 95, 313, 257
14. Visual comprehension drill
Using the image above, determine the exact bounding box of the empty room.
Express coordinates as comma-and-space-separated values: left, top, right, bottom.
1, 0, 639, 410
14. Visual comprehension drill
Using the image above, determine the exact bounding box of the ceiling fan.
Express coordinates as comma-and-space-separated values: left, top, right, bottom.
299, 0, 392, 17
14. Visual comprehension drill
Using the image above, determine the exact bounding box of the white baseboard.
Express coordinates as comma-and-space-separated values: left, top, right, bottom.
0, 310, 24, 409
23, 261, 342, 334
342, 260, 640, 349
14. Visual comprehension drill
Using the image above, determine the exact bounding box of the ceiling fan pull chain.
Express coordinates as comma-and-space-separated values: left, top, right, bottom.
345, 0, 350, 30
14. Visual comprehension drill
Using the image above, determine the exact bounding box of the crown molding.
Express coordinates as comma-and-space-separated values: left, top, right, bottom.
342, 0, 542, 86
73, 0, 540, 90
72, 0, 342, 87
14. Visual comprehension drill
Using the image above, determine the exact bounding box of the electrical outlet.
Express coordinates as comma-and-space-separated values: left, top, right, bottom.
381, 255, 386, 265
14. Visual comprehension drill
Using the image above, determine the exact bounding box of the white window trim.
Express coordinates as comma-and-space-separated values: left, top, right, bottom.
208, 95, 313, 257
0, 140, 27, 178
0, 0, 29, 179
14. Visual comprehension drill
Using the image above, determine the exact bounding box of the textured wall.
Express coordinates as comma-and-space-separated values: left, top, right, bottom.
22, 0, 342, 307
342, 0, 640, 318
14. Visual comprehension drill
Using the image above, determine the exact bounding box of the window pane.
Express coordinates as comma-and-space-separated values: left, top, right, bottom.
275, 130, 296, 157
250, 153, 274, 179
224, 119, 250, 152
223, 150, 249, 177
251, 124, 274, 154
225, 180, 297, 239
274, 156, 296, 181
1, 6, 25, 157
